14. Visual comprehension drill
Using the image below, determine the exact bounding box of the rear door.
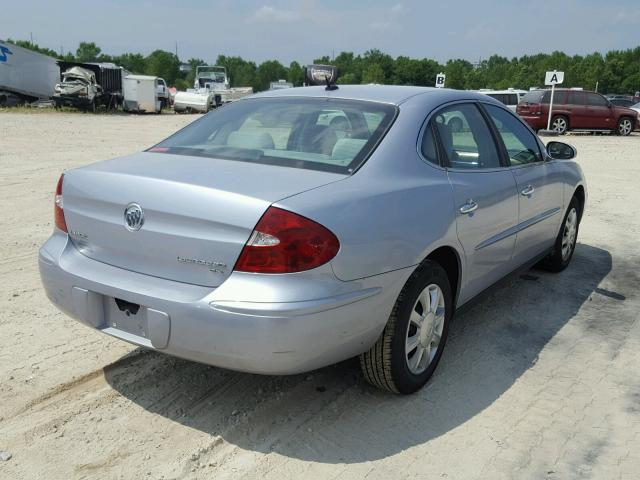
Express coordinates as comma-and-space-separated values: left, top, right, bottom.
584, 92, 615, 129
433, 103, 519, 303
482, 104, 564, 265
566, 91, 587, 128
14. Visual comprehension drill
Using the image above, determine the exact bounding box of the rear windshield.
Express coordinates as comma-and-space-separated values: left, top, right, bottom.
151, 97, 397, 174
520, 90, 546, 104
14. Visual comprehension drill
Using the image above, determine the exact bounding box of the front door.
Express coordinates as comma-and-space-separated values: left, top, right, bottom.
483, 104, 564, 265
584, 92, 615, 129
432, 103, 519, 305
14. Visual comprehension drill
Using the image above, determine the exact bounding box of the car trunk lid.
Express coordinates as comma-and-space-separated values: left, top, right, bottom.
62, 152, 344, 287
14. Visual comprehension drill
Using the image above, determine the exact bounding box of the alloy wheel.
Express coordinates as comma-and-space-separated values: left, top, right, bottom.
552, 117, 567, 134
618, 119, 633, 136
561, 207, 578, 260
405, 284, 445, 375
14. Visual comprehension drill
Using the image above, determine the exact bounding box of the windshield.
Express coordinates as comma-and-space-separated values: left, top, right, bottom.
151, 97, 397, 174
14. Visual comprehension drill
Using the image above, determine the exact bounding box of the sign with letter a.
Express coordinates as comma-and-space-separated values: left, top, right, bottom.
545, 71, 565, 86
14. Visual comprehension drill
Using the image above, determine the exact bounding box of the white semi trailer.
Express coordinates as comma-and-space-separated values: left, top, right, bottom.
0, 40, 59, 105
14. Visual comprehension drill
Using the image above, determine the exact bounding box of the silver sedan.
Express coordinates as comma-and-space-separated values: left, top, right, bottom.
39, 85, 586, 394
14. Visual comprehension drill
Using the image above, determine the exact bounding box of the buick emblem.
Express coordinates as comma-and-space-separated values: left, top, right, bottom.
124, 203, 144, 231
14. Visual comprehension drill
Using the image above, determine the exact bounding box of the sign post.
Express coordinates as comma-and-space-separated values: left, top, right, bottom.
545, 70, 565, 131
435, 73, 446, 88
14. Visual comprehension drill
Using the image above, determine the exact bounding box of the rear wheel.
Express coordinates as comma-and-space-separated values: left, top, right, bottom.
616, 117, 634, 136
360, 261, 452, 394
539, 196, 580, 272
551, 115, 568, 134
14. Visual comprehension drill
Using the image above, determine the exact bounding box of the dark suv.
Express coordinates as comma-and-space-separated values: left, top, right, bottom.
517, 88, 636, 135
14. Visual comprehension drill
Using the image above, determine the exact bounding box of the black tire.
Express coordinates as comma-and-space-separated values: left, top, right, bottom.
616, 117, 634, 136
551, 115, 569, 135
539, 196, 581, 272
360, 261, 453, 394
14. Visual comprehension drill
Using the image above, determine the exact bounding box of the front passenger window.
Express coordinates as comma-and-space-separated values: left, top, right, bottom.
433, 104, 501, 169
586, 93, 608, 107
484, 104, 541, 166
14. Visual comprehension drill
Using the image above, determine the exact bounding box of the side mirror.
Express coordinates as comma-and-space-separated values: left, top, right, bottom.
547, 141, 576, 160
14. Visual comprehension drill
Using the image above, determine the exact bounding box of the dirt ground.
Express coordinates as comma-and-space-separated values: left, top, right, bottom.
1, 111, 639, 480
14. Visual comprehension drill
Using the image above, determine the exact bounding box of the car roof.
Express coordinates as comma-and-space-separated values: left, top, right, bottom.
250, 85, 494, 106
477, 89, 528, 94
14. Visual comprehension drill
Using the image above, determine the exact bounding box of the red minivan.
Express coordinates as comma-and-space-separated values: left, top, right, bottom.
517, 88, 636, 136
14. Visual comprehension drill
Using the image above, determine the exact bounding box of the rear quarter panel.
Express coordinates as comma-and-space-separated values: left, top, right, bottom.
277, 95, 463, 282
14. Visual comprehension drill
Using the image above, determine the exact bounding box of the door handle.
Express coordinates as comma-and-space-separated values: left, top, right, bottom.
521, 185, 535, 196
459, 199, 478, 214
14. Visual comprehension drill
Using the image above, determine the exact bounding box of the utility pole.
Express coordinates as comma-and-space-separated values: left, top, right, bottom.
175, 41, 178, 59
30, 32, 33, 46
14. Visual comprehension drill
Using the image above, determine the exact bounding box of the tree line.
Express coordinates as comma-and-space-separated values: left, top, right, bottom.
6, 39, 640, 95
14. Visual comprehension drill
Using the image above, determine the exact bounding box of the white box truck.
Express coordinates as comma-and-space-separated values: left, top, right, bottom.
0, 40, 59, 105
123, 75, 162, 113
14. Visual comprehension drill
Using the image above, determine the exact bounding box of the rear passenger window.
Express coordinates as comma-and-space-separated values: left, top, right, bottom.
432, 104, 501, 169
540, 90, 567, 104
567, 91, 585, 105
552, 91, 567, 104
484, 104, 541, 166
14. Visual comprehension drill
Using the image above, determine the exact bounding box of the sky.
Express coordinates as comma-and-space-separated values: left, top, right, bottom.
2, 0, 639, 64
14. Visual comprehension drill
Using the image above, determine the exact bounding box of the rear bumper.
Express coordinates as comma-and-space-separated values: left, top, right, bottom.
518, 114, 546, 130
39, 232, 409, 374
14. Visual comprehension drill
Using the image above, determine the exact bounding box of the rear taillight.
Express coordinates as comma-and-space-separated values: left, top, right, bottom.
518, 103, 541, 115
54, 174, 67, 233
234, 207, 340, 274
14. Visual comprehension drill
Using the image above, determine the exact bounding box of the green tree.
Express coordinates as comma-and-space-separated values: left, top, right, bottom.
113, 53, 146, 73
287, 61, 305, 86
216, 55, 257, 88
144, 50, 180, 84
75, 42, 102, 62
362, 64, 385, 84
444, 59, 474, 89
362, 49, 394, 83
256, 60, 288, 91
7, 38, 640, 96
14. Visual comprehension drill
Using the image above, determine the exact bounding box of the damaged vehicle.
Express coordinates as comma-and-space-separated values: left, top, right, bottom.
53, 61, 124, 111
53, 66, 101, 111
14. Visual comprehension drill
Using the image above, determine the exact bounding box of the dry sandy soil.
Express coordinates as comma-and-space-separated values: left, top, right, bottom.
0, 111, 639, 480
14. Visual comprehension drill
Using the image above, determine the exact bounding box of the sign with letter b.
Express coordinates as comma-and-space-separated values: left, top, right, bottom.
435, 73, 446, 88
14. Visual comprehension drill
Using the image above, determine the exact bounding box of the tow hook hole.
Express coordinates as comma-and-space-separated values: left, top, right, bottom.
114, 298, 140, 315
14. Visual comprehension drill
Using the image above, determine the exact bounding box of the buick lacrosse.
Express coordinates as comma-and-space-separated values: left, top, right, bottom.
39, 85, 586, 393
